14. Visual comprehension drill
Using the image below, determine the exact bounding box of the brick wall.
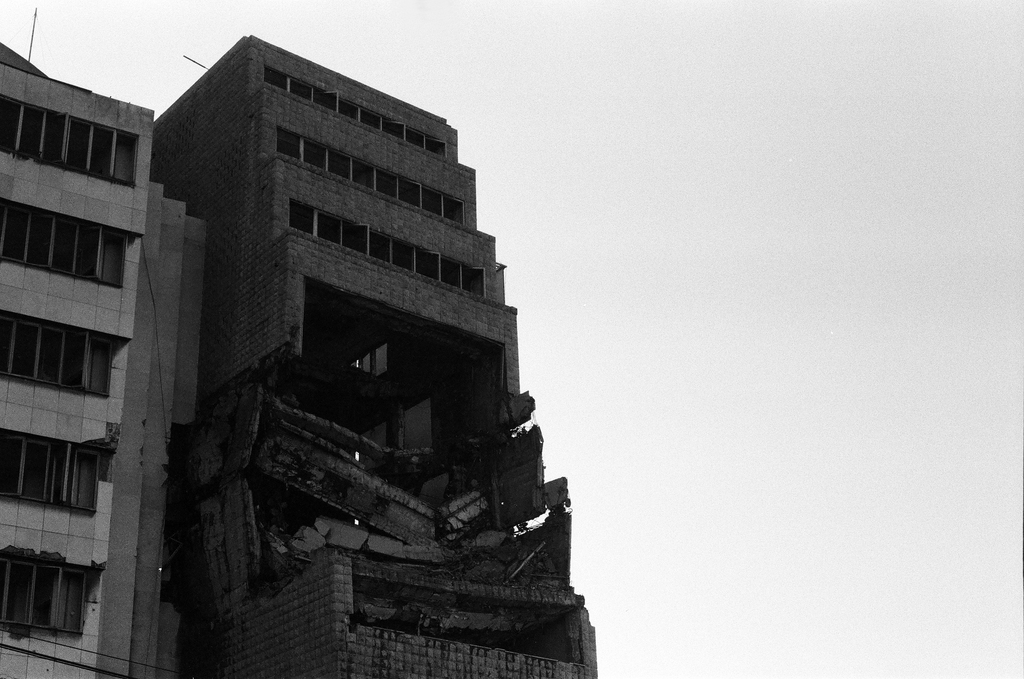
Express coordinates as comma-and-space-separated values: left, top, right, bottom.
189, 549, 596, 679
153, 37, 518, 398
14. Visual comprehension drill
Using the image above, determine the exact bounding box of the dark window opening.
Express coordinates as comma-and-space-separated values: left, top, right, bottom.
276, 128, 301, 159
37, 328, 62, 383
341, 222, 367, 254
313, 88, 337, 110
75, 226, 99, 277
65, 120, 91, 170
10, 323, 39, 377
289, 202, 315, 234
421, 188, 443, 216
264, 67, 288, 89
26, 215, 53, 266
382, 119, 404, 139
0, 99, 19, 149
425, 136, 446, 156
351, 160, 374, 189
398, 178, 420, 207
17, 107, 44, 156
368, 231, 390, 262
327, 150, 350, 179
440, 257, 461, 287
88, 127, 113, 175
88, 340, 111, 396
338, 100, 359, 120
415, 249, 439, 280
461, 266, 484, 295
61, 331, 85, 388
359, 110, 381, 129
289, 79, 313, 100
375, 170, 397, 198
99, 232, 125, 285
52, 220, 76, 272
112, 134, 136, 182
317, 214, 341, 245
443, 196, 464, 223
2, 208, 30, 260
405, 128, 425, 148
392, 241, 414, 271
42, 113, 66, 162
303, 140, 326, 169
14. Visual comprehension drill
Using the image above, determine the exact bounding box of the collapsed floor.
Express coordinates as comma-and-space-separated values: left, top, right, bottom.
161, 348, 596, 677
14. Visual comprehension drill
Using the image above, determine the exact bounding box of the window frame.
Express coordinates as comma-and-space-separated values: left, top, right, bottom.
0, 96, 137, 184
0, 434, 101, 510
276, 127, 464, 224
0, 557, 88, 631
0, 314, 115, 394
0, 200, 128, 286
287, 202, 484, 297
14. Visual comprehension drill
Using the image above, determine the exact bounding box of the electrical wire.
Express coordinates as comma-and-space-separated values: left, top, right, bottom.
0, 629, 179, 677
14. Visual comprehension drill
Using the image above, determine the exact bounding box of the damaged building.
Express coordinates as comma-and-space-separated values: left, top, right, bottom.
148, 37, 597, 678
0, 35, 595, 678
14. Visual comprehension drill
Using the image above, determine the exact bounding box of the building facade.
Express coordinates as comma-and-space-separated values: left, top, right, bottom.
0, 46, 206, 679
1, 36, 595, 678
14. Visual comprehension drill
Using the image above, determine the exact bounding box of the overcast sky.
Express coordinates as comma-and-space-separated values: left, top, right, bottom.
4, 2, 1022, 677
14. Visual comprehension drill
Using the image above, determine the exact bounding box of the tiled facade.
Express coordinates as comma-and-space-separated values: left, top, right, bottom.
0, 51, 206, 679
0, 53, 150, 679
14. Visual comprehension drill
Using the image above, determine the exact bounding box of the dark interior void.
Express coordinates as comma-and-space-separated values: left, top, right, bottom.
293, 281, 505, 450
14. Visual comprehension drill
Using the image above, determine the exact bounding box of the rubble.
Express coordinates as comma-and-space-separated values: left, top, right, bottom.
164, 351, 592, 668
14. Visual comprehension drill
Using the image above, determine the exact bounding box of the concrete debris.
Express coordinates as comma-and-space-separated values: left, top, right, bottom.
543, 477, 570, 509
290, 526, 326, 553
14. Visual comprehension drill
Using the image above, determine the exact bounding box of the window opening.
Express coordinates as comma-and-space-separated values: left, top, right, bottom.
351, 160, 374, 189
382, 119, 404, 139
341, 222, 367, 254
0, 558, 87, 630
415, 249, 440, 280
17, 107, 44, 156
289, 79, 313, 100
0, 317, 112, 392
440, 257, 461, 287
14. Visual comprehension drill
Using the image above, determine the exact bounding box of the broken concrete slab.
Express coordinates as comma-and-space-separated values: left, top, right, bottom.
290, 525, 326, 553
543, 477, 569, 509
366, 534, 405, 557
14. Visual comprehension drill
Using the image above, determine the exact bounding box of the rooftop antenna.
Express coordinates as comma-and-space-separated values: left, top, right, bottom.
28, 8, 37, 62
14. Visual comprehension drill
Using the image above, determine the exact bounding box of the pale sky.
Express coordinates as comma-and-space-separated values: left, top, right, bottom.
4, 2, 1022, 677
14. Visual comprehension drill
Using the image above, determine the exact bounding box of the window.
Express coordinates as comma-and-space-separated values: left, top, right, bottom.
0, 201, 126, 285
261, 67, 445, 157
276, 128, 301, 159
353, 343, 387, 377
0, 316, 114, 393
0, 97, 137, 183
0, 434, 100, 509
287, 202, 484, 296
276, 126, 464, 223
0, 558, 86, 630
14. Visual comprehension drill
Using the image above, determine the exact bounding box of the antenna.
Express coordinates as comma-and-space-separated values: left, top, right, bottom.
28, 8, 37, 62
183, 55, 208, 70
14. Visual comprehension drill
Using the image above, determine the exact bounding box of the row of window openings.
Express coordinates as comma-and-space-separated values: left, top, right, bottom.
0, 202, 125, 286
0, 97, 137, 183
264, 67, 446, 157
0, 435, 99, 510
0, 316, 113, 393
277, 128, 464, 223
289, 201, 484, 296
0, 559, 85, 631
